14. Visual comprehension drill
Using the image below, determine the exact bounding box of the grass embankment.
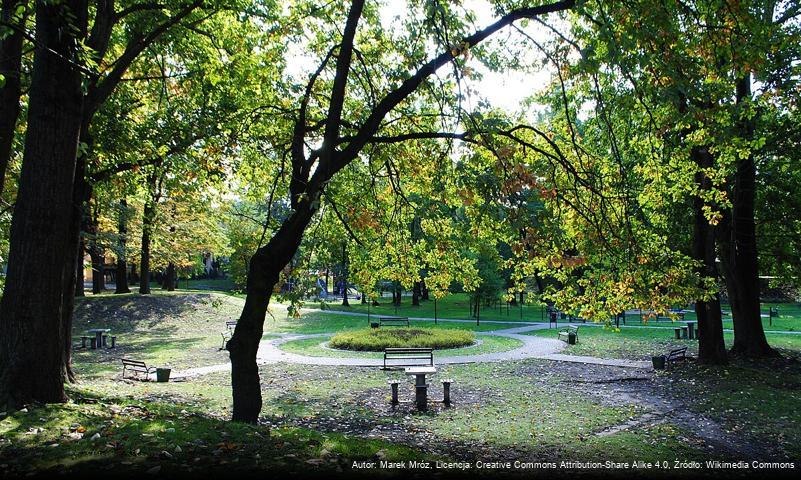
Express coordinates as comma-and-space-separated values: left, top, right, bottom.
71, 292, 242, 378
329, 328, 474, 351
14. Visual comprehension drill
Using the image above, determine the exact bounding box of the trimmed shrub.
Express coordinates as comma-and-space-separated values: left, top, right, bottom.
329, 327, 475, 351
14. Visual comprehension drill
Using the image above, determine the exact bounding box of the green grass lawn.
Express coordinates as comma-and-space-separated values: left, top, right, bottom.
615, 302, 801, 332
12, 291, 793, 476
69, 291, 524, 382
263, 309, 521, 334
71, 291, 242, 377
526, 324, 801, 361
311, 292, 546, 323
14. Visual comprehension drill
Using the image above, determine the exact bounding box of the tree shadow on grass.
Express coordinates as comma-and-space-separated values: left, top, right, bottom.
0, 387, 427, 479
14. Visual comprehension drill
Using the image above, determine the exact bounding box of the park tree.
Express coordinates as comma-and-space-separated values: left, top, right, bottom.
226, 0, 577, 422
567, 0, 800, 358
0, 0, 29, 197
0, 0, 277, 406
487, 0, 798, 364
0, 0, 88, 407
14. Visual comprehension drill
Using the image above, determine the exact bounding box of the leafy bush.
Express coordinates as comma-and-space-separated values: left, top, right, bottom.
329, 327, 474, 351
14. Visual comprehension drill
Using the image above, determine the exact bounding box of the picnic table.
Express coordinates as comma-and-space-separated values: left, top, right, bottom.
685, 321, 697, 340
405, 366, 436, 411
87, 328, 110, 349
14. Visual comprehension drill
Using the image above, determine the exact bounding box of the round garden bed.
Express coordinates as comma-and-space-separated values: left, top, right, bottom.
328, 327, 475, 351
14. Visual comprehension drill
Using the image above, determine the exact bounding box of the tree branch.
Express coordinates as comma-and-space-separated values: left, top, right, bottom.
317, 0, 575, 187
321, 189, 364, 247
319, 0, 365, 170
85, 0, 204, 116
289, 45, 337, 208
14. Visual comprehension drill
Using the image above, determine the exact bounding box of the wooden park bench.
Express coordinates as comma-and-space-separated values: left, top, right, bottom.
558, 325, 579, 344
378, 317, 410, 327
220, 320, 237, 350
665, 347, 688, 369
383, 347, 433, 370
121, 359, 156, 380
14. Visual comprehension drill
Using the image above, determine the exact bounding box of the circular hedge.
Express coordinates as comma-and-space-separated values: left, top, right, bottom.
328, 327, 475, 351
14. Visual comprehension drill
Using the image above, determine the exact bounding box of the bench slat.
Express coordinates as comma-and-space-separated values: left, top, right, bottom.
378, 317, 410, 327
121, 359, 147, 367
383, 347, 433, 368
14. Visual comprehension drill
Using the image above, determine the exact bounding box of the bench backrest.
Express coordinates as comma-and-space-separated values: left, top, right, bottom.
385, 347, 432, 355
560, 325, 578, 333
383, 348, 433, 367
121, 359, 148, 368
379, 317, 409, 326
667, 347, 687, 361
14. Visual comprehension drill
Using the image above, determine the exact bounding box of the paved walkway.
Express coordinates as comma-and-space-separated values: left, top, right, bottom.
174, 322, 650, 378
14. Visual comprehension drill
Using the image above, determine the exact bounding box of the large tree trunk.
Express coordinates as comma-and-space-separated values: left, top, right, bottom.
75, 237, 85, 297
62, 152, 92, 384
692, 147, 728, 365
421, 278, 429, 300
0, 0, 25, 195
0, 0, 87, 408
718, 75, 773, 358
115, 198, 131, 294
90, 249, 105, 294
61, 150, 91, 383
229, 201, 316, 422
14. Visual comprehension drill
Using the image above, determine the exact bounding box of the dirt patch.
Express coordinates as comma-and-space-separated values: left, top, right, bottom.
515, 359, 786, 460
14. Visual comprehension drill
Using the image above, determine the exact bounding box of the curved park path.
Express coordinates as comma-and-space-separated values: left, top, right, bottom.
176, 311, 651, 378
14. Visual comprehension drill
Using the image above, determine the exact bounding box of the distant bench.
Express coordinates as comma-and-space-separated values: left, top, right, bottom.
383, 347, 433, 370
220, 320, 237, 350
666, 347, 687, 368
558, 325, 579, 343
379, 317, 409, 327
121, 359, 156, 380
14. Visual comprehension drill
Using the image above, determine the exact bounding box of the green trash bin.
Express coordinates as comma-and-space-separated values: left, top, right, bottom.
652, 356, 666, 370
156, 368, 171, 382
568, 332, 577, 345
